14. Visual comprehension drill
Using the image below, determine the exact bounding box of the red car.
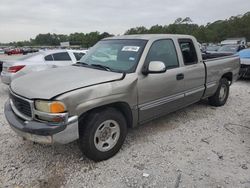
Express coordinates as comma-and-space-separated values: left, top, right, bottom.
5, 48, 23, 55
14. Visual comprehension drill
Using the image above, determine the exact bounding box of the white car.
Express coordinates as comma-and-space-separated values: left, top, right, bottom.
0, 48, 5, 54
1, 49, 87, 84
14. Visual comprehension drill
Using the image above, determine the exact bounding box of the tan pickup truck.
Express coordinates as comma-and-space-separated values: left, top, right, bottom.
5, 34, 240, 161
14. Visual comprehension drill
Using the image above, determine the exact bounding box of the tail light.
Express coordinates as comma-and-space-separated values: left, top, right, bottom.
8, 65, 25, 73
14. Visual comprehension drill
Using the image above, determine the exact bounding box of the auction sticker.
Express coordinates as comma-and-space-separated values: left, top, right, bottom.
122, 46, 140, 52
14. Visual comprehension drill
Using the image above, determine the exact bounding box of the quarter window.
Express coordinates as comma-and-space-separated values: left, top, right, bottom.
179, 39, 198, 65
53, 52, 71, 61
146, 39, 179, 69
73, 52, 85, 61
44, 55, 53, 61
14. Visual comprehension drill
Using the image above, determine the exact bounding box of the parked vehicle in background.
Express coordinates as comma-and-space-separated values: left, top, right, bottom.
0, 48, 5, 54
0, 61, 3, 73
206, 45, 221, 53
1, 49, 87, 84
22, 48, 39, 55
221, 38, 247, 46
217, 44, 245, 54
4, 34, 240, 161
238, 49, 250, 78
5, 48, 23, 55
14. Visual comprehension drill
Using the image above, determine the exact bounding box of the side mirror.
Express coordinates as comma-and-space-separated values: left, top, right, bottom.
145, 61, 166, 74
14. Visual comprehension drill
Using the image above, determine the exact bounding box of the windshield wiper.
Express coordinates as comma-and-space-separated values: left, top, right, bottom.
73, 62, 89, 66
74, 62, 115, 72
90, 64, 111, 71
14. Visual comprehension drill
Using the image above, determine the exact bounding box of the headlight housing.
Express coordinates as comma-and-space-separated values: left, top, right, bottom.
35, 100, 66, 113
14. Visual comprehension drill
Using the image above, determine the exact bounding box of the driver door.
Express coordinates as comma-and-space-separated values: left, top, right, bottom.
137, 39, 186, 123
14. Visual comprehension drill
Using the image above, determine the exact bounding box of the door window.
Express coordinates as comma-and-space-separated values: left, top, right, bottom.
146, 39, 179, 69
52, 52, 71, 61
179, 39, 198, 65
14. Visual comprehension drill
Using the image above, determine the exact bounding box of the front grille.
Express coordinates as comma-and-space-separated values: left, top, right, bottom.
10, 92, 32, 118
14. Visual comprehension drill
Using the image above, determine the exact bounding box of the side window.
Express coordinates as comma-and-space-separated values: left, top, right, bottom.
146, 39, 179, 69
179, 39, 198, 65
52, 52, 71, 61
44, 55, 53, 61
73, 52, 85, 61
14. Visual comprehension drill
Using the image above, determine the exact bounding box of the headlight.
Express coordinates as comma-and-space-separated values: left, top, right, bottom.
35, 100, 66, 113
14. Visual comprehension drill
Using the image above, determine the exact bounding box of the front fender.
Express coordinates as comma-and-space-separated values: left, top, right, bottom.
56, 75, 139, 126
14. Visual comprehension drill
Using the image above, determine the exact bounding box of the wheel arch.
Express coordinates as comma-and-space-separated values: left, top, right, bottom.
221, 72, 233, 85
78, 102, 134, 129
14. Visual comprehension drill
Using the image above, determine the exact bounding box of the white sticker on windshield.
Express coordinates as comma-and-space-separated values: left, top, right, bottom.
122, 46, 140, 52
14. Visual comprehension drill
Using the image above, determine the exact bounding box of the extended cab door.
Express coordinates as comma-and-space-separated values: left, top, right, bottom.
137, 39, 188, 123
178, 39, 205, 104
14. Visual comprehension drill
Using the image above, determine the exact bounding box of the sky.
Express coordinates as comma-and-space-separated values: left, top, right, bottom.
0, 0, 249, 43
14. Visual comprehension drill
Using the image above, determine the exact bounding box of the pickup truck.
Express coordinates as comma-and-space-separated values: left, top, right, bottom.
4, 34, 240, 161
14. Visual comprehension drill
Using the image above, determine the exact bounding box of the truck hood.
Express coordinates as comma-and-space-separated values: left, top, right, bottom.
11, 66, 124, 99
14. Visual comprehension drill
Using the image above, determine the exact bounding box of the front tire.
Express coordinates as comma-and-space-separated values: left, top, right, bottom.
208, 78, 230, 107
79, 108, 127, 161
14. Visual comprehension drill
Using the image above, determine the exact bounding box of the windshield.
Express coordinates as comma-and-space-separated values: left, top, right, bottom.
78, 39, 147, 73
218, 45, 238, 53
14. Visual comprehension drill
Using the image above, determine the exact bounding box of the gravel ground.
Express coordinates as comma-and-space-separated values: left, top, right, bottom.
0, 80, 250, 188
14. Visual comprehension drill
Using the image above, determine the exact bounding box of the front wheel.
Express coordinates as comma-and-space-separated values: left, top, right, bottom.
208, 78, 230, 107
79, 108, 127, 161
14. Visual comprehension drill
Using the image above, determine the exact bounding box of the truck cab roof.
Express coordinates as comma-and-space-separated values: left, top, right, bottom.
104, 34, 195, 41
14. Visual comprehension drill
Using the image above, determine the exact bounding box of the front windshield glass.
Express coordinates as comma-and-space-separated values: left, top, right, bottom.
79, 39, 147, 73
218, 45, 238, 53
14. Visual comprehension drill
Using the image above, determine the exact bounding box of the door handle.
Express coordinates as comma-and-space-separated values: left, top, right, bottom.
176, 73, 184, 80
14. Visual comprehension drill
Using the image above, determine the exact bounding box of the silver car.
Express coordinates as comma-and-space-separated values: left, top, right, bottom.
1, 49, 87, 84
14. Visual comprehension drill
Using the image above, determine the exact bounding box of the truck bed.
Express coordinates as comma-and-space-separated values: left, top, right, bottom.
202, 52, 234, 60
202, 55, 240, 98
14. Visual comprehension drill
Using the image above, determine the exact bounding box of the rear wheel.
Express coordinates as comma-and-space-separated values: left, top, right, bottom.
208, 78, 230, 107
79, 108, 127, 161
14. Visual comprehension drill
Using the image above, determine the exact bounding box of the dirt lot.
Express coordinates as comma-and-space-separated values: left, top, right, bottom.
0, 79, 250, 188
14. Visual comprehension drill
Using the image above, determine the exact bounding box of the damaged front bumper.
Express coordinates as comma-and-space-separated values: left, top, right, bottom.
4, 101, 79, 144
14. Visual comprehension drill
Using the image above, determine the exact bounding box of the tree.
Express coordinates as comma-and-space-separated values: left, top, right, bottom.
182, 17, 192, 24
124, 12, 250, 43
125, 26, 148, 35
174, 18, 183, 24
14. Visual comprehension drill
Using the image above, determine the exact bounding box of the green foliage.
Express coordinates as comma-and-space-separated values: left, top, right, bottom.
125, 12, 250, 43
32, 31, 113, 48
174, 17, 193, 24
3, 32, 113, 47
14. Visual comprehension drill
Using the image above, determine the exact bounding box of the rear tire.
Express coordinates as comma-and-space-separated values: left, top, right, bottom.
208, 78, 230, 107
79, 108, 127, 161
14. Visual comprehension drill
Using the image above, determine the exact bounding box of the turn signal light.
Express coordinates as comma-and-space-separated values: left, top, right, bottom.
50, 102, 66, 113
